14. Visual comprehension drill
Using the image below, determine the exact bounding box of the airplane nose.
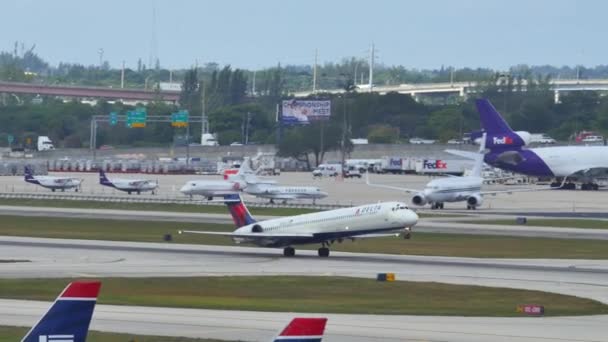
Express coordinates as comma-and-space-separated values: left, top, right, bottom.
409, 210, 419, 226
180, 184, 191, 194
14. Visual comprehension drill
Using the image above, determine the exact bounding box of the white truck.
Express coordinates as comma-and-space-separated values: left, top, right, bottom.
530, 133, 556, 144
201, 133, 219, 146
37, 136, 55, 151
415, 159, 473, 175
374, 157, 414, 174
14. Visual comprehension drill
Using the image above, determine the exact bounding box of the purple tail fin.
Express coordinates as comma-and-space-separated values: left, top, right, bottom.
24, 166, 36, 182
99, 170, 113, 186
475, 99, 514, 135
22, 281, 101, 342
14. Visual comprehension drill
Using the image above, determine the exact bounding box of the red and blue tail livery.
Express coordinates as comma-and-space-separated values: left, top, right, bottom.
22, 281, 101, 342
274, 318, 327, 342
224, 194, 257, 227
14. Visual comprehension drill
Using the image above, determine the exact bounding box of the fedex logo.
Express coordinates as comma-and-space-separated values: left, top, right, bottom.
423, 160, 447, 169
389, 158, 402, 167
492, 136, 513, 145
39, 335, 74, 342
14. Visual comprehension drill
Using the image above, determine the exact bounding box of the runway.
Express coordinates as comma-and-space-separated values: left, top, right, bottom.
2, 298, 607, 342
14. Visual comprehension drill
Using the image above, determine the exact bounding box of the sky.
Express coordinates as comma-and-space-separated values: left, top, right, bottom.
1, 0, 604, 70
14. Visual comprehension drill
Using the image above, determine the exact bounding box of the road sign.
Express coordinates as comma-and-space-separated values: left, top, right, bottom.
171, 110, 189, 128
109, 112, 118, 125
126, 108, 147, 128
7, 134, 14, 145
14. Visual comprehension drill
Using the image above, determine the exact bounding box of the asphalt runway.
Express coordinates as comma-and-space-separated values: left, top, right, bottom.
1, 205, 606, 240
1, 236, 608, 341
2, 171, 608, 212
2, 298, 607, 342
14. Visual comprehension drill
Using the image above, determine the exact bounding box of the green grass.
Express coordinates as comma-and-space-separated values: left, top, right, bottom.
0, 326, 233, 342
0, 277, 606, 317
1, 215, 607, 258
0, 198, 318, 216
462, 218, 608, 229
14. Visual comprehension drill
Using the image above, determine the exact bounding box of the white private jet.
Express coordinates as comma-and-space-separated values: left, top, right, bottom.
180, 175, 246, 200
99, 170, 158, 195
179, 194, 418, 257
232, 160, 328, 204
367, 134, 541, 210
24, 166, 83, 192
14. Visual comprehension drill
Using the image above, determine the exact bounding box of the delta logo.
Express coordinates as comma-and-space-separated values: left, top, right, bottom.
492, 136, 514, 145
423, 159, 447, 169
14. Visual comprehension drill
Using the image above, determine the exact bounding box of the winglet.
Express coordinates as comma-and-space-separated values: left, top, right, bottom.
22, 281, 101, 342
274, 318, 328, 342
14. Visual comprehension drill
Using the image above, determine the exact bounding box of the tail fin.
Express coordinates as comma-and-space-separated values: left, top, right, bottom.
22, 281, 101, 342
274, 318, 328, 342
99, 170, 112, 186
475, 99, 514, 135
224, 194, 256, 228
24, 166, 35, 181
470, 132, 487, 178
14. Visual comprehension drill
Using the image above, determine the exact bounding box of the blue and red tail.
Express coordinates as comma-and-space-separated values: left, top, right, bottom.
274, 318, 328, 342
22, 281, 101, 342
224, 194, 256, 228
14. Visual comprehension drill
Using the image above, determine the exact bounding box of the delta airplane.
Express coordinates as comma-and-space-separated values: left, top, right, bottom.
235, 160, 328, 204
99, 170, 158, 195
24, 166, 83, 192
180, 194, 418, 257
466, 99, 608, 190
273, 318, 327, 342
367, 134, 535, 210
21, 281, 101, 342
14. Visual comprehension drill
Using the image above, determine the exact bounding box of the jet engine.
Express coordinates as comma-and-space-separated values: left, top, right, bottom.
466, 194, 483, 207
514, 131, 531, 145
251, 224, 264, 233
411, 193, 427, 206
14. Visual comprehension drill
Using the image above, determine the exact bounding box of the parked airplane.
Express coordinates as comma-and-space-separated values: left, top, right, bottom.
99, 170, 158, 195
180, 176, 245, 200
368, 133, 534, 209
273, 318, 327, 342
180, 194, 418, 257
24, 166, 82, 192
234, 160, 328, 204
470, 99, 608, 190
21, 281, 101, 342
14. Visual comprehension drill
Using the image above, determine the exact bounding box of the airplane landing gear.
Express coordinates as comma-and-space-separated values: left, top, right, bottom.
318, 247, 330, 257
430, 202, 444, 210
466, 204, 477, 210
581, 183, 599, 191
283, 247, 295, 257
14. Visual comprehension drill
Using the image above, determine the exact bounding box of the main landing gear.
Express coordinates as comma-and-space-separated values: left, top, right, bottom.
283, 246, 295, 257
466, 204, 477, 210
430, 202, 444, 210
282, 245, 331, 257
318, 247, 330, 257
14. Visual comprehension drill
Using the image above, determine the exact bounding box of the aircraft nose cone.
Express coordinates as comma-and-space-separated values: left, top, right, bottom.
180, 184, 191, 194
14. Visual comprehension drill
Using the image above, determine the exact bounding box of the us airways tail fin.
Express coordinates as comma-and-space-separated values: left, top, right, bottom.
22, 281, 101, 342
224, 194, 257, 228
274, 318, 328, 342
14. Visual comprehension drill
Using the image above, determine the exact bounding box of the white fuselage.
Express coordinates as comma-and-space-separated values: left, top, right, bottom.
245, 183, 328, 201
531, 146, 608, 177
107, 178, 158, 193
233, 201, 418, 247
27, 176, 81, 190
415, 176, 483, 205
180, 180, 244, 198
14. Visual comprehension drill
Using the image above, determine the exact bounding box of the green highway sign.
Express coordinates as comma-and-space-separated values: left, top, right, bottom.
126, 108, 147, 128
171, 110, 189, 127
109, 112, 118, 125
7, 134, 14, 144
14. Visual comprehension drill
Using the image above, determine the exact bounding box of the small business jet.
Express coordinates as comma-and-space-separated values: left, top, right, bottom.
21, 281, 101, 342
180, 194, 418, 257
180, 176, 245, 200
24, 166, 83, 192
367, 134, 538, 210
233, 160, 328, 204
99, 170, 158, 195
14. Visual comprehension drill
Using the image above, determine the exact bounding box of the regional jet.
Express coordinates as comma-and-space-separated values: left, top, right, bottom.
180, 194, 418, 257
24, 166, 82, 192
99, 170, 158, 195
367, 133, 537, 209
459, 99, 608, 190
21, 281, 101, 342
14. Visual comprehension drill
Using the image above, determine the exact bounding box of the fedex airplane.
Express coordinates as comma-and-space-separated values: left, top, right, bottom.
99, 170, 158, 195
24, 166, 82, 192
273, 318, 327, 342
21, 281, 101, 342
180, 194, 418, 257
368, 133, 529, 210
473, 99, 608, 190
234, 160, 328, 204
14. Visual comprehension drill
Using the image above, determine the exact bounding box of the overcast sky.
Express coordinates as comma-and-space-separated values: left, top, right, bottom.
2, 0, 603, 70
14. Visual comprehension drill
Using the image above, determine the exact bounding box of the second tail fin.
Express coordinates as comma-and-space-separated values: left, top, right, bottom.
274, 318, 328, 342
22, 281, 101, 342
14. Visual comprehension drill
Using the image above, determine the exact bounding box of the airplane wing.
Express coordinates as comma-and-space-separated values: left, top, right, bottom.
445, 149, 478, 160
178, 230, 314, 239
569, 167, 608, 181
479, 179, 566, 196
365, 172, 420, 193
352, 232, 402, 238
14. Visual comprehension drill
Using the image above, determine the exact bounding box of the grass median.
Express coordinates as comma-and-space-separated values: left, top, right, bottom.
0, 326, 232, 342
0, 215, 607, 258
462, 218, 608, 229
0, 276, 606, 317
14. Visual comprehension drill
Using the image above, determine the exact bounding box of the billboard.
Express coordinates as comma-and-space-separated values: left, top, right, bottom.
281, 100, 331, 125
